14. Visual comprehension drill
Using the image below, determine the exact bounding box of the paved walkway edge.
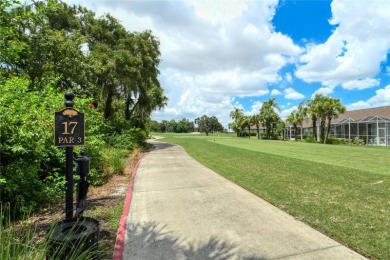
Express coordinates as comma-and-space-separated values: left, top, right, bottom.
113, 154, 148, 260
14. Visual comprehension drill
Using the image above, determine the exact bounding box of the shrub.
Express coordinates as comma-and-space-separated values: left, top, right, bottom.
238, 132, 256, 137
0, 77, 106, 217
326, 137, 365, 145
260, 132, 268, 139
304, 136, 316, 143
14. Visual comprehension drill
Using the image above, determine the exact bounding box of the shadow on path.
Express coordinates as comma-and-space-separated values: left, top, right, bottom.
124, 221, 265, 260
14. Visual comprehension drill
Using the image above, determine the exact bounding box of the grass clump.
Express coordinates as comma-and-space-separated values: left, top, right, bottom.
1, 203, 45, 259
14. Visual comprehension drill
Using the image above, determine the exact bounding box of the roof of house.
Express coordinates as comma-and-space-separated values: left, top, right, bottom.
302, 105, 390, 128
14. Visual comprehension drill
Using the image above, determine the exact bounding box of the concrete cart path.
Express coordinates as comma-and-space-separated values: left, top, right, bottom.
121, 140, 366, 260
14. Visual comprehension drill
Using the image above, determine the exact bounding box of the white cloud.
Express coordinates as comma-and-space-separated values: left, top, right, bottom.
346, 101, 371, 111
367, 85, 390, 106
280, 106, 298, 120
246, 100, 263, 115
271, 89, 282, 96
284, 88, 305, 100
295, 0, 390, 89
311, 87, 334, 98
342, 78, 380, 90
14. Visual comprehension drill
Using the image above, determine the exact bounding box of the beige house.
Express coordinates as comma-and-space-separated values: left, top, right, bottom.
290, 106, 390, 146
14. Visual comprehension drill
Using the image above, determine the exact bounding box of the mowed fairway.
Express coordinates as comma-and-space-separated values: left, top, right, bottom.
154, 133, 390, 260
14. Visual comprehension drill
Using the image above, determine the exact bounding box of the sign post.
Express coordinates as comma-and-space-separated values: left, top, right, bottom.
54, 92, 85, 219
48, 92, 99, 259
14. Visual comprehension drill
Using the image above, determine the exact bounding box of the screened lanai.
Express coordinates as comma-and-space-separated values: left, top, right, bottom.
330, 116, 390, 146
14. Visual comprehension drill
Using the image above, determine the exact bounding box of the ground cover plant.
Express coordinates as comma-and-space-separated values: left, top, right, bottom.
155, 133, 390, 260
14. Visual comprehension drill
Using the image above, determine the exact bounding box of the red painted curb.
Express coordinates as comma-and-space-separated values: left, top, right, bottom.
113, 154, 147, 260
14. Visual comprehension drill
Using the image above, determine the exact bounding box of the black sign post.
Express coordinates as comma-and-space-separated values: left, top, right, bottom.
54, 92, 85, 219
48, 93, 99, 259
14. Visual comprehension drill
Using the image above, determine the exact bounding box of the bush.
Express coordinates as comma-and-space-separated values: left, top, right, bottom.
0, 77, 106, 217
304, 135, 316, 143
238, 132, 256, 137
326, 137, 365, 145
260, 132, 268, 139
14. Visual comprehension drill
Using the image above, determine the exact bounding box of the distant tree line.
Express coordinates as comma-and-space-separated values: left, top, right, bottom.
151, 115, 224, 135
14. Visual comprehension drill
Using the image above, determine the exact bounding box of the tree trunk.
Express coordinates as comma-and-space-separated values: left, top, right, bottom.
312, 116, 317, 140
294, 125, 298, 141
324, 117, 332, 144
104, 87, 114, 120
125, 92, 133, 120
256, 127, 260, 140
320, 118, 326, 142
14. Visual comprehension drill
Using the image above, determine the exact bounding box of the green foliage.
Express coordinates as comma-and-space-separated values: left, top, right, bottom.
1, 203, 102, 259
259, 98, 282, 139
238, 132, 257, 137
326, 137, 365, 145
103, 147, 128, 177
1, 77, 63, 214
195, 115, 224, 135
1, 0, 163, 218
304, 135, 316, 143
0, 77, 105, 216
260, 132, 268, 139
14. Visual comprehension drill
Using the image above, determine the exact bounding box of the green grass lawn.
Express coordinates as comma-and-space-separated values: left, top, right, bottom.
153, 133, 390, 260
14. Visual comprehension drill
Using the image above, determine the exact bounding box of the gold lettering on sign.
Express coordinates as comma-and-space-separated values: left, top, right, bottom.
58, 137, 76, 144
78, 137, 82, 143
62, 122, 78, 135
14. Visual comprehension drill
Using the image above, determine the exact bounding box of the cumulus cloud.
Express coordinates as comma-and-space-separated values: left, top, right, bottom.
311, 87, 334, 98
280, 106, 298, 120
271, 89, 282, 96
346, 85, 390, 111
295, 0, 390, 89
346, 101, 371, 111
342, 78, 380, 90
284, 88, 305, 100
64, 0, 303, 127
367, 85, 390, 106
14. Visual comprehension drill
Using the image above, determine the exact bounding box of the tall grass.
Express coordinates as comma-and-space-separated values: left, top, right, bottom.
1, 203, 102, 260
1, 203, 45, 259
103, 146, 128, 177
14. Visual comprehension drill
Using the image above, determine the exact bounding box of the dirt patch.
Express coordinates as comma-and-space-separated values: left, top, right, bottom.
24, 148, 147, 258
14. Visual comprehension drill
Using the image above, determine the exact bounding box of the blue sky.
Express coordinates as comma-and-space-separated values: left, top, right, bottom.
66, 0, 390, 127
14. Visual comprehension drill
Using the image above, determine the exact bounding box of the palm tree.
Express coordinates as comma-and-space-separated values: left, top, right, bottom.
300, 94, 327, 141
251, 114, 262, 139
286, 110, 304, 141
323, 97, 346, 144
230, 107, 244, 137
241, 116, 252, 138
259, 98, 281, 139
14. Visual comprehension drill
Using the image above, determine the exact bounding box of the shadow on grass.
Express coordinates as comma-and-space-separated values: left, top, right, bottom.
122, 221, 265, 260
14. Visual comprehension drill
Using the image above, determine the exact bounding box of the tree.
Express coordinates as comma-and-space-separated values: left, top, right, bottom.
323, 97, 346, 144
209, 116, 224, 133
259, 98, 281, 139
241, 116, 252, 138
195, 115, 210, 136
300, 94, 326, 141
229, 107, 244, 137
251, 114, 262, 139
286, 110, 304, 141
